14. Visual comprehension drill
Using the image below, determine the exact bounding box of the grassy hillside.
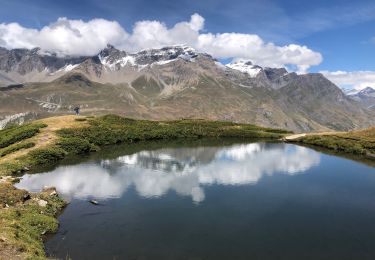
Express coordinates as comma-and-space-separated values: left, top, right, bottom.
287, 127, 375, 158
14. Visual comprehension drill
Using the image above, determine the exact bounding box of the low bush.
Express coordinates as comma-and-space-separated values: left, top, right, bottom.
58, 137, 97, 154
0, 142, 35, 157
0, 123, 46, 148
28, 147, 67, 165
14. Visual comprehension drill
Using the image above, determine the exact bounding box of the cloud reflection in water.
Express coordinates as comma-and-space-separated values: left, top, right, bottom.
17, 143, 320, 203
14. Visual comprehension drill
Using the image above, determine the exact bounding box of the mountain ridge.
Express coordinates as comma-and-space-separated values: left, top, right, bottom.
0, 45, 374, 132
346, 86, 375, 109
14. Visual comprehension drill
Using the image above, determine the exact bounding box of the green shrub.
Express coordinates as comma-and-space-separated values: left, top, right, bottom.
58, 137, 97, 154
28, 147, 67, 165
0, 142, 35, 157
0, 123, 47, 148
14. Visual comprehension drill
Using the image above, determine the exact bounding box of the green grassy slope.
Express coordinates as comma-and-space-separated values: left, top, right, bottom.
288, 127, 375, 157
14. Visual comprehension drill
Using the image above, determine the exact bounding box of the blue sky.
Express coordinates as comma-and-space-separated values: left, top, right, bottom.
0, 0, 374, 88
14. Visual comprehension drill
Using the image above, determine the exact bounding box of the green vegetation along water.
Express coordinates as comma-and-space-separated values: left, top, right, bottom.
0, 115, 290, 176
288, 127, 375, 158
16, 139, 375, 260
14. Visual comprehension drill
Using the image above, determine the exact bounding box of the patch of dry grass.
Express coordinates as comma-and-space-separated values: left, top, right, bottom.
0, 115, 88, 174
345, 127, 375, 141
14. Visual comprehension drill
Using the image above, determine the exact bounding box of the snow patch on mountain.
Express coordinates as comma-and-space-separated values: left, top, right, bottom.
48, 63, 79, 75
118, 56, 136, 67
226, 60, 262, 77
154, 59, 177, 66
64, 64, 79, 72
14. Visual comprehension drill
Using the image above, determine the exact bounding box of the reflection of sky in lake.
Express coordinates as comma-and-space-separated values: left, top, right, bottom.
16, 143, 320, 203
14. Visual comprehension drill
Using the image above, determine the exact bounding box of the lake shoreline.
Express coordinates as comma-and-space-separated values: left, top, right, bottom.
0, 176, 66, 259
284, 128, 375, 160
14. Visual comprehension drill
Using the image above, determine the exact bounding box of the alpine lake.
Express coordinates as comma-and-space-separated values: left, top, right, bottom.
15, 139, 375, 260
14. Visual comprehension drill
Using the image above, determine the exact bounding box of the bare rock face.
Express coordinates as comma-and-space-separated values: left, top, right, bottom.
0, 47, 87, 75
0, 45, 374, 132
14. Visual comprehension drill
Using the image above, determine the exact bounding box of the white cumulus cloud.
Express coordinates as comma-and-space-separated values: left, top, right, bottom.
320, 70, 375, 90
0, 18, 128, 56
0, 14, 322, 72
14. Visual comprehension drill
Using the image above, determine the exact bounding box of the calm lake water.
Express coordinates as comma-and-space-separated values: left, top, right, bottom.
16, 140, 375, 260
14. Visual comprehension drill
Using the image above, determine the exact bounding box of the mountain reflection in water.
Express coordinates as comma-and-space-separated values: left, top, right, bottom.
17, 143, 320, 203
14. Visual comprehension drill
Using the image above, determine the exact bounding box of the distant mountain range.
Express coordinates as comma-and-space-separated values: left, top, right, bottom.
0, 45, 374, 132
344, 87, 375, 109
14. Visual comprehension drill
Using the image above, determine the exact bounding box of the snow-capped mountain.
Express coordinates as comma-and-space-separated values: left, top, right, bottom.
0, 44, 208, 86
97, 44, 202, 70
346, 87, 375, 109
357, 87, 375, 96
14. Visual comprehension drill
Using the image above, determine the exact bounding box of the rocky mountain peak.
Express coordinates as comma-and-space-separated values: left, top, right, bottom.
95, 44, 209, 70
0, 46, 87, 75
345, 87, 375, 97
98, 44, 128, 67
358, 87, 375, 95
345, 86, 375, 109
134, 45, 202, 65
99, 44, 125, 56
263, 67, 288, 80
30, 47, 41, 54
